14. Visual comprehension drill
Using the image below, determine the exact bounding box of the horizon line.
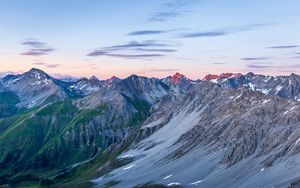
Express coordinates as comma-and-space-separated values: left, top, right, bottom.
0, 67, 299, 81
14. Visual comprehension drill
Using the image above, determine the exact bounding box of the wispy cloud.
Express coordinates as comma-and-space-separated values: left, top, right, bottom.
108, 54, 164, 59
149, 12, 182, 22
21, 41, 45, 48
105, 40, 174, 49
179, 23, 272, 38
33, 61, 60, 68
21, 39, 55, 56
148, 0, 195, 22
142, 68, 180, 72
247, 64, 275, 69
268, 45, 299, 49
33, 62, 46, 66
212, 62, 226, 65
247, 63, 300, 69
181, 31, 226, 38
21, 48, 55, 56
128, 30, 167, 36
133, 48, 177, 52
291, 56, 300, 59
241, 57, 271, 61
87, 50, 165, 59
45, 64, 60, 68
87, 40, 177, 59
87, 50, 107, 56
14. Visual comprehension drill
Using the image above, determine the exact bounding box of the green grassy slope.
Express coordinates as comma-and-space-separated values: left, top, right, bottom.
0, 96, 151, 187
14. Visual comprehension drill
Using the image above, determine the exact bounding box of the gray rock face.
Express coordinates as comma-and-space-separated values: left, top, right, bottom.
68, 76, 104, 96
0, 68, 170, 110
162, 72, 197, 94
3, 68, 300, 187
1, 68, 67, 108
77, 74, 170, 109
94, 82, 300, 188
118, 75, 169, 105
174, 83, 300, 167
205, 72, 300, 101
0, 68, 172, 184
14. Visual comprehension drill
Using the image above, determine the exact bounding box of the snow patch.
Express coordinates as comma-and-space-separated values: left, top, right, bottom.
31, 81, 41, 86
33, 71, 41, 80
119, 154, 134, 159
190, 180, 204, 185
275, 85, 283, 93
262, 99, 271, 104
162, 175, 173, 180
264, 76, 272, 83
167, 182, 181, 186
235, 93, 243, 99
284, 107, 296, 115
144, 118, 164, 128
210, 79, 218, 83
122, 164, 136, 170
42, 79, 51, 85
257, 88, 271, 95
12, 77, 22, 83
248, 83, 256, 91
79, 84, 87, 90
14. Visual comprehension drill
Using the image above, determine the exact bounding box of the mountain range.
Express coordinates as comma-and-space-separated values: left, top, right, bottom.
1, 68, 300, 187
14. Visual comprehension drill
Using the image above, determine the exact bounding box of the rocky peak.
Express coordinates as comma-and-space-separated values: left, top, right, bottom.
89, 76, 99, 81
107, 76, 121, 84
203, 73, 243, 81
170, 72, 187, 84
219, 73, 242, 79
290, 73, 300, 80
203, 74, 219, 81
24, 68, 50, 80
245, 72, 255, 77
126, 74, 140, 81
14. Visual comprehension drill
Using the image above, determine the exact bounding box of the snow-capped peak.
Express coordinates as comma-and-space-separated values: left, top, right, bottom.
24, 68, 49, 80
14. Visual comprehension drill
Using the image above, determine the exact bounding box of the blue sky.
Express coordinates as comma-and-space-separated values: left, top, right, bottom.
0, 0, 300, 79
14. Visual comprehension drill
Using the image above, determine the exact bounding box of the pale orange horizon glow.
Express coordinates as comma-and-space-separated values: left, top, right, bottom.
1, 53, 299, 80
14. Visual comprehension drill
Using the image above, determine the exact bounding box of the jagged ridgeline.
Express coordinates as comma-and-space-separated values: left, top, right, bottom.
0, 68, 167, 187
2, 69, 300, 187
